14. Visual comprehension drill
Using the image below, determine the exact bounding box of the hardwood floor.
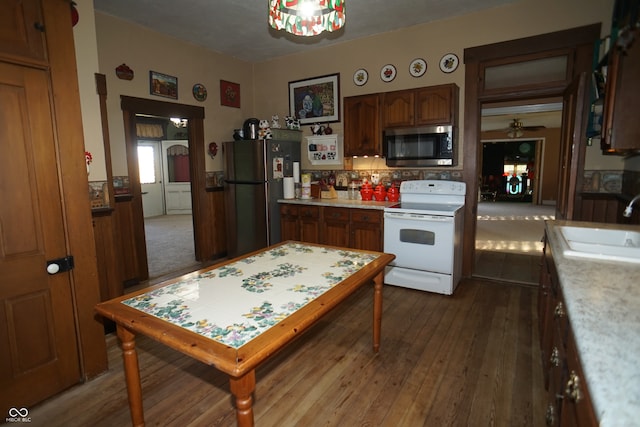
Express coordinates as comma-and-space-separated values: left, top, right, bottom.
30, 279, 545, 426
474, 250, 542, 285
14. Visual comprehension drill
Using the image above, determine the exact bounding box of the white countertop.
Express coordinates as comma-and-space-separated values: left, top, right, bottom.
546, 220, 640, 426
278, 197, 395, 210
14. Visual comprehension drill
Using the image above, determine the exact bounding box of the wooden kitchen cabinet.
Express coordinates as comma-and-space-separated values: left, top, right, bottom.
600, 27, 640, 152
351, 209, 383, 251
415, 84, 458, 126
280, 204, 300, 241
280, 204, 382, 251
321, 207, 350, 247
343, 94, 381, 157
299, 205, 321, 244
539, 236, 597, 427
381, 89, 415, 128
0, 0, 47, 66
381, 84, 459, 128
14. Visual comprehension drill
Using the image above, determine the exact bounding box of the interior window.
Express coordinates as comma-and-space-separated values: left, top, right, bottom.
137, 145, 156, 184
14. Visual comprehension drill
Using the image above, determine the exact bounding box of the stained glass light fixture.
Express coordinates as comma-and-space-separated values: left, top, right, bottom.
269, 0, 345, 37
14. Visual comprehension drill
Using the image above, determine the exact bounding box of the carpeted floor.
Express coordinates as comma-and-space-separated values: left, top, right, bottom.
474, 201, 555, 285
144, 214, 197, 279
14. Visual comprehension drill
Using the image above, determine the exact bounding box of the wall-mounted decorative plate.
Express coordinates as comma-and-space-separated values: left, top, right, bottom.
353, 68, 368, 86
439, 53, 459, 73
409, 58, 427, 77
380, 64, 397, 82
192, 83, 207, 101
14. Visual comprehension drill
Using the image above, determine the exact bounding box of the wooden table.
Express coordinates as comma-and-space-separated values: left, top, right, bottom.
95, 241, 394, 426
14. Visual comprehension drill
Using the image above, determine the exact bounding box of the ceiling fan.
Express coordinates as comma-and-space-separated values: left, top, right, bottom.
504, 118, 545, 138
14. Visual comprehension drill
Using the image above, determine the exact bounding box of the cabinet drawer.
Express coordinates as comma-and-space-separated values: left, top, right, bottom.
299, 206, 320, 219
323, 207, 349, 222
280, 204, 299, 216
351, 209, 382, 224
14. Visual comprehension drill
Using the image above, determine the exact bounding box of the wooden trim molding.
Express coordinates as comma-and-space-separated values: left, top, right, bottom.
461, 24, 601, 278
41, 0, 107, 378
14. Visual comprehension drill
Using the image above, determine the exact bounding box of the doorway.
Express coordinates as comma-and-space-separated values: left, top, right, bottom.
475, 122, 556, 284
120, 96, 208, 284
136, 120, 196, 279
462, 24, 600, 280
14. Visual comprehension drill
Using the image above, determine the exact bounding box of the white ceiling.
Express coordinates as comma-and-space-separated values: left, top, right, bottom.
92, 0, 563, 132
93, 0, 519, 63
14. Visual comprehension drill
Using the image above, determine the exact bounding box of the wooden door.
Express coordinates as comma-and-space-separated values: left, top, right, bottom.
162, 140, 192, 215
557, 73, 587, 220
0, 62, 80, 410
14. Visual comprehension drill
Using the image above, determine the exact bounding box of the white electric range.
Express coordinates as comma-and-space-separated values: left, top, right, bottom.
383, 180, 466, 295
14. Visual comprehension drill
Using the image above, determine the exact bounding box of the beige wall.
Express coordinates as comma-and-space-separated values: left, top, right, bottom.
253, 0, 615, 171
94, 12, 255, 175
73, 0, 105, 180
85, 0, 615, 176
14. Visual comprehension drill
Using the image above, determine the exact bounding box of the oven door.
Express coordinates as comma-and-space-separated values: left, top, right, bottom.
384, 211, 455, 274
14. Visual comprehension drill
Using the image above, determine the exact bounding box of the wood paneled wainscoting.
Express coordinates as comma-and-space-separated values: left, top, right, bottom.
578, 192, 640, 224
30, 278, 546, 426
205, 187, 227, 260
92, 188, 227, 298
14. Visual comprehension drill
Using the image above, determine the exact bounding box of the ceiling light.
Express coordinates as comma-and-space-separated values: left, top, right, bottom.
170, 118, 188, 128
269, 0, 345, 37
507, 119, 523, 138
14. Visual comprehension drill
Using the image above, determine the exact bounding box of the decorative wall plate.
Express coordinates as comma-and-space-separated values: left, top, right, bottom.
353, 68, 368, 86
409, 58, 427, 77
380, 64, 396, 82
439, 53, 459, 73
192, 83, 207, 101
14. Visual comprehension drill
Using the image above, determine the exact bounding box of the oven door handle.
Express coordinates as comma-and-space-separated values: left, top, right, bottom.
384, 212, 454, 222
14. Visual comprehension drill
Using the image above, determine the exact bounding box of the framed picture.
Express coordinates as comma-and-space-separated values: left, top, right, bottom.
289, 73, 340, 124
220, 80, 241, 108
149, 71, 178, 99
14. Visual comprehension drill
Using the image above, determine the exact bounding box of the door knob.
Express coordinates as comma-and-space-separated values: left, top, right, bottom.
46, 256, 74, 274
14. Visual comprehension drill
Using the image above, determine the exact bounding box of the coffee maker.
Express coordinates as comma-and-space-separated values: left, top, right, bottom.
243, 118, 260, 140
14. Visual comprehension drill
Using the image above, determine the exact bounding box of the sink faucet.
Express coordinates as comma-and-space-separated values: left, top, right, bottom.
623, 194, 640, 217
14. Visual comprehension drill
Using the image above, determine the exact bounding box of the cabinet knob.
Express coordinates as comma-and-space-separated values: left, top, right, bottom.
550, 347, 560, 368
554, 302, 565, 318
545, 404, 555, 426
565, 371, 583, 403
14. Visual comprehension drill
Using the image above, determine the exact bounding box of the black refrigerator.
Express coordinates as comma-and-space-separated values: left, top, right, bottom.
223, 139, 301, 257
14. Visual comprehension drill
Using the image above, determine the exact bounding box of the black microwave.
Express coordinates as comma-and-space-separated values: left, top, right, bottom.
383, 125, 455, 167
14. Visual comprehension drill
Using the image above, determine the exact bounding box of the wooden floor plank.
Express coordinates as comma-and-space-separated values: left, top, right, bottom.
29, 279, 546, 426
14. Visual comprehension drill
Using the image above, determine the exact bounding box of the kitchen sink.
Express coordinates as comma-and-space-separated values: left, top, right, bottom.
558, 225, 640, 263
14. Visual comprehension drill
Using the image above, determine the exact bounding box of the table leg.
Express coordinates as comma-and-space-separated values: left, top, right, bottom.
373, 271, 383, 353
229, 370, 256, 427
116, 324, 145, 427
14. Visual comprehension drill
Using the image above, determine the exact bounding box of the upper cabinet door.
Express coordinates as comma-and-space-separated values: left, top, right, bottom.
343, 94, 381, 157
415, 84, 458, 126
601, 29, 640, 152
0, 0, 47, 65
382, 90, 415, 128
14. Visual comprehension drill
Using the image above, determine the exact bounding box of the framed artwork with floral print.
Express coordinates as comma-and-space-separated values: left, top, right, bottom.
220, 80, 240, 108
